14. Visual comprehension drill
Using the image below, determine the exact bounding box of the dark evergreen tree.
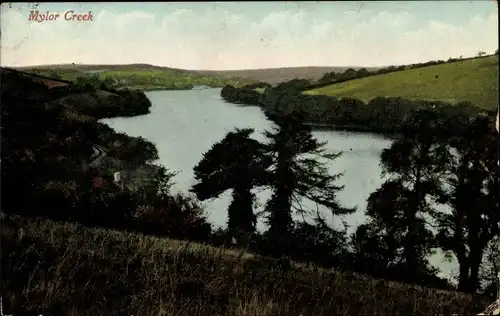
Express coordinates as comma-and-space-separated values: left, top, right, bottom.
191, 128, 271, 246
358, 107, 449, 281
434, 114, 499, 293
263, 111, 354, 255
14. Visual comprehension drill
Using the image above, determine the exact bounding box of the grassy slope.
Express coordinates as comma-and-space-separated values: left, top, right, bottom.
305, 55, 499, 110
1, 216, 489, 316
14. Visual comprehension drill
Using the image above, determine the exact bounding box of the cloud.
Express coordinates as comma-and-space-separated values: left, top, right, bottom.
395, 12, 498, 64
1, 5, 497, 69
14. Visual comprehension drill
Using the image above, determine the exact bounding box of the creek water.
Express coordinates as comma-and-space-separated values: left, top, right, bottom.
101, 88, 457, 281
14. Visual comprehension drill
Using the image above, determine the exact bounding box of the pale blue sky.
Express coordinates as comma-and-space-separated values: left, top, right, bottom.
1, 1, 498, 69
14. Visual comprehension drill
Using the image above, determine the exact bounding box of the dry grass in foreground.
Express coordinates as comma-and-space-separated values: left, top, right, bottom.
0, 216, 490, 316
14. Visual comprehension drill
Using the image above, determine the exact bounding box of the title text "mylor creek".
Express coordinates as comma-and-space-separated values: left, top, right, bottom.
28, 10, 94, 22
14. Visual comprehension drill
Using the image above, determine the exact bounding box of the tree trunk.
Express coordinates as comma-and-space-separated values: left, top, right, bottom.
227, 185, 256, 246
456, 255, 470, 292
267, 159, 294, 235
467, 244, 485, 293
266, 161, 295, 256
453, 205, 469, 292
267, 184, 293, 235
404, 176, 422, 275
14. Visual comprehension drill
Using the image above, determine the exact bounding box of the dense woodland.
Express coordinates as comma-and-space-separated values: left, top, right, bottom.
1, 66, 499, 304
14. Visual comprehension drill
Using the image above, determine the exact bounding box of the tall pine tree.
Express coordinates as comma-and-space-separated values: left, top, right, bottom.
263, 112, 354, 255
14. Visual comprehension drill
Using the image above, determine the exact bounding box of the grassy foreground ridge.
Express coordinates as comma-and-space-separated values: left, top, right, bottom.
1, 216, 490, 316
305, 55, 499, 110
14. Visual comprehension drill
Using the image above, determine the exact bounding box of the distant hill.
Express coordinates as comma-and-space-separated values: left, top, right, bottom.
16, 63, 194, 75
304, 55, 499, 110
193, 66, 380, 85
15, 64, 380, 86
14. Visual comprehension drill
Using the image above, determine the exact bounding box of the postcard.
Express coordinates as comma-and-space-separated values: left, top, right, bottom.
1, 2, 499, 315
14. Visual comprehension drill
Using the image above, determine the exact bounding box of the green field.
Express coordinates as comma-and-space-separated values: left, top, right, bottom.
99, 69, 255, 90
2, 215, 489, 316
19, 67, 256, 91
304, 55, 499, 110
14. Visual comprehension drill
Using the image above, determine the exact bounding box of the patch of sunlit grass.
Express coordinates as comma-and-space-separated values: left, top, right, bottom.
305, 55, 498, 110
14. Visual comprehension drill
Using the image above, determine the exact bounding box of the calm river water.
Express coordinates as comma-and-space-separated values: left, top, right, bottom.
102, 88, 456, 280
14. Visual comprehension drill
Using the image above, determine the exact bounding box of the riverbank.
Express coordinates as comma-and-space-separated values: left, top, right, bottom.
303, 122, 387, 134
220, 83, 495, 137
0, 67, 163, 214
1, 215, 490, 316
121, 84, 214, 92
119, 85, 194, 91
